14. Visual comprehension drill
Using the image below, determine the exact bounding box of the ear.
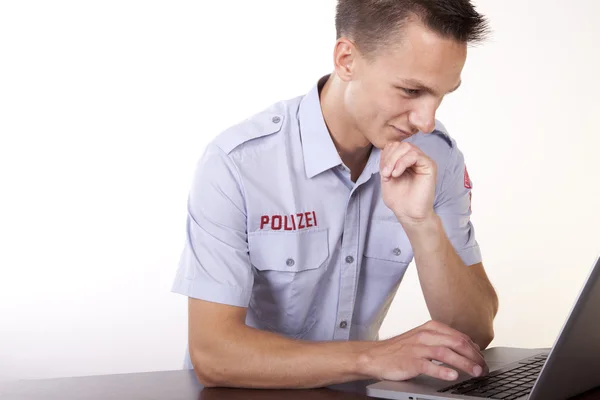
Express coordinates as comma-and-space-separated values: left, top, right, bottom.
332, 38, 358, 82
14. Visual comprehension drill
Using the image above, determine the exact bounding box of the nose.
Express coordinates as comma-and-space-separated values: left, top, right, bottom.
409, 100, 437, 134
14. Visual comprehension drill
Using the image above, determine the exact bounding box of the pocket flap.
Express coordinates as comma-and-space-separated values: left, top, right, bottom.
248, 229, 329, 272
364, 220, 414, 263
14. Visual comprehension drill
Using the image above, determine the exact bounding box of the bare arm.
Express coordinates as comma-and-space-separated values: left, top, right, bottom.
404, 215, 499, 349
189, 298, 366, 388
379, 141, 499, 350
189, 298, 488, 389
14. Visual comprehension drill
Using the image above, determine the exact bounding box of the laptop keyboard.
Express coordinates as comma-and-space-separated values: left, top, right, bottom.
438, 354, 547, 399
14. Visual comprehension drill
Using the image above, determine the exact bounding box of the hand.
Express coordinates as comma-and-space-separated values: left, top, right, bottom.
380, 142, 437, 226
357, 320, 488, 382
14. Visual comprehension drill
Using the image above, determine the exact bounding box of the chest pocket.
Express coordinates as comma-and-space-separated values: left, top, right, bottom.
248, 228, 329, 337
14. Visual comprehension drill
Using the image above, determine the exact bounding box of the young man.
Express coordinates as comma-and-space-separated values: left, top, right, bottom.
172, 0, 499, 389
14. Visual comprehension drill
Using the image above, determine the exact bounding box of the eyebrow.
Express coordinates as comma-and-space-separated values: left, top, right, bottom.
398, 79, 462, 96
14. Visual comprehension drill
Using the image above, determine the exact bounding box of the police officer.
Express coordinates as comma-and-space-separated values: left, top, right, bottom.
172, 0, 499, 389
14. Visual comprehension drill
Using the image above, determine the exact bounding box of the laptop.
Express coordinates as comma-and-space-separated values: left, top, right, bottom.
367, 255, 600, 400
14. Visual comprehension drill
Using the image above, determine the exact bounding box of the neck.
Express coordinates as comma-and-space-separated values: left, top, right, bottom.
319, 74, 372, 181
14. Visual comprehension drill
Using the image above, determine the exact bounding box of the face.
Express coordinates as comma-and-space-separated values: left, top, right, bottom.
337, 19, 467, 149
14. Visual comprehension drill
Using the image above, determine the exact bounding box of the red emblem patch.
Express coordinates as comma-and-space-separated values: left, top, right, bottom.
464, 166, 472, 189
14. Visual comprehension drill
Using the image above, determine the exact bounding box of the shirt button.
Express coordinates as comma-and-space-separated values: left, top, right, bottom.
272, 116, 281, 123
339, 320, 348, 329
286, 258, 295, 267
345, 255, 354, 264
393, 248, 402, 256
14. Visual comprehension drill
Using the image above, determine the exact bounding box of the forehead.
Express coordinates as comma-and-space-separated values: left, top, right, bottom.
368, 20, 467, 86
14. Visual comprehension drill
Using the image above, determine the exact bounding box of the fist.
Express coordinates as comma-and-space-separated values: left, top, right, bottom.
380, 141, 437, 226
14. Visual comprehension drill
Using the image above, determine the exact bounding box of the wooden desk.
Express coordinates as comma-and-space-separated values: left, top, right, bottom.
1, 369, 599, 400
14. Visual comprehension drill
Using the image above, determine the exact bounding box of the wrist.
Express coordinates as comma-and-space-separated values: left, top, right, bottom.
349, 341, 377, 379
397, 212, 440, 235
400, 213, 445, 255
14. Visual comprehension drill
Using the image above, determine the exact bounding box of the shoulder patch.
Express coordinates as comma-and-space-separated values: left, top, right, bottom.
213, 112, 285, 154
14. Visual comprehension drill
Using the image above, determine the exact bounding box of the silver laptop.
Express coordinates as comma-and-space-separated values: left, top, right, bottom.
367, 255, 600, 400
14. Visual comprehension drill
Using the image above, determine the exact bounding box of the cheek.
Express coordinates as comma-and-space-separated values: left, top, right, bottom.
378, 94, 408, 123
346, 86, 375, 123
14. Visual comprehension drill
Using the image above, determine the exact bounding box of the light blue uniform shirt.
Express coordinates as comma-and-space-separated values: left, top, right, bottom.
172, 75, 482, 369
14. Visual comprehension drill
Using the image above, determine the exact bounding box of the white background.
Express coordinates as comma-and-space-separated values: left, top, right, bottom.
1, 0, 599, 381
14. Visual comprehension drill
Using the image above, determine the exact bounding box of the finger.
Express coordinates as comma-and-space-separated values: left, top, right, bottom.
423, 321, 484, 356
381, 142, 415, 168
413, 330, 487, 375
389, 151, 420, 179
420, 345, 484, 378
417, 358, 459, 381
381, 145, 431, 181
399, 321, 482, 359
381, 148, 414, 181
391, 149, 434, 178
419, 324, 484, 358
380, 142, 412, 179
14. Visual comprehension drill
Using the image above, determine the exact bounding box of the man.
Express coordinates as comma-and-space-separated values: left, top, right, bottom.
172, 0, 499, 389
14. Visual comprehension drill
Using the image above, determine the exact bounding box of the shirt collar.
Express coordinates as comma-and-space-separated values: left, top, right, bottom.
298, 75, 344, 179
364, 146, 382, 176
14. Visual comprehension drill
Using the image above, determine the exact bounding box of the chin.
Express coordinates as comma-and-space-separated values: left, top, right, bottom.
370, 138, 398, 150
368, 127, 410, 149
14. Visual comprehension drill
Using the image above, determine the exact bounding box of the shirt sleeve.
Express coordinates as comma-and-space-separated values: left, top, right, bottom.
171, 143, 253, 307
434, 144, 482, 267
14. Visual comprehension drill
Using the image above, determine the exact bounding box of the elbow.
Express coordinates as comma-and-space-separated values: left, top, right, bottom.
194, 369, 218, 388
477, 328, 495, 350
475, 317, 496, 350
189, 346, 224, 387
483, 295, 499, 349
477, 289, 499, 350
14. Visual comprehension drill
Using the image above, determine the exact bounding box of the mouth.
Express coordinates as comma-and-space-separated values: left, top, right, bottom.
390, 125, 413, 139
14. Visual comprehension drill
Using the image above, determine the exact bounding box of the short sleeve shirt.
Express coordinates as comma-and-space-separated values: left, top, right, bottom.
172, 75, 481, 364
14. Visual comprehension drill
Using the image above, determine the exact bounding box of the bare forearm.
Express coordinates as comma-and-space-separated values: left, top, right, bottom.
403, 215, 498, 348
191, 324, 372, 389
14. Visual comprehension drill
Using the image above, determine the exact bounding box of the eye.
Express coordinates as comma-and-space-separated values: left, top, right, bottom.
401, 88, 420, 96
